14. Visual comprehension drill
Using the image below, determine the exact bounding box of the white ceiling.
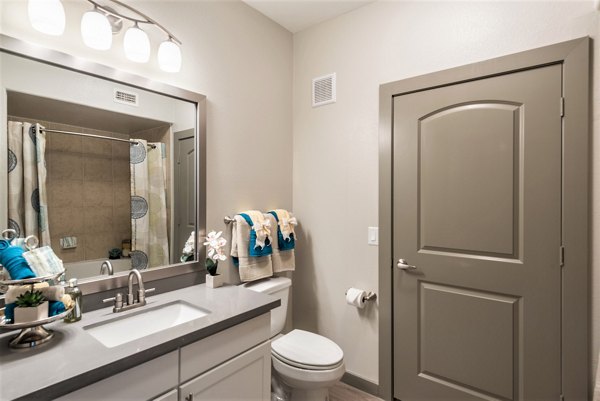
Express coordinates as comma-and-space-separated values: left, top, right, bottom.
242, 0, 376, 33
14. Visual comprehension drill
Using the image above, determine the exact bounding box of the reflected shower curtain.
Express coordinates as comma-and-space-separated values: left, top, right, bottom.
130, 139, 169, 269
7, 121, 51, 246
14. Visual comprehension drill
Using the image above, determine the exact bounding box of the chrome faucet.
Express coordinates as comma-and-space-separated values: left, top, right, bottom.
100, 260, 114, 276
102, 269, 155, 313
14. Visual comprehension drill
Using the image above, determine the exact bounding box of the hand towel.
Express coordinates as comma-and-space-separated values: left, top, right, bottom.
0, 240, 36, 280
268, 210, 297, 251
264, 212, 295, 273
244, 210, 274, 254
5, 283, 63, 304
22, 246, 64, 277
230, 214, 273, 282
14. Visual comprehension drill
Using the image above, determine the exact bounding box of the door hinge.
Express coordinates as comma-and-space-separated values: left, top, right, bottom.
560, 245, 565, 267
560, 394, 564, 401
560, 97, 565, 117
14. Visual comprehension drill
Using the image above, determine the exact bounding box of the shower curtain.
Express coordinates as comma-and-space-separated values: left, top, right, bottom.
130, 139, 169, 269
7, 121, 51, 246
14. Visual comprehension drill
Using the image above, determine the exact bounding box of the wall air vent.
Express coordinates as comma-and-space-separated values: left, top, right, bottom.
312, 73, 336, 107
114, 88, 139, 106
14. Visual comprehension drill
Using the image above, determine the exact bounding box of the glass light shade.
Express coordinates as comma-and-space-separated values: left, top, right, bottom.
28, 0, 66, 36
124, 26, 150, 63
158, 40, 182, 72
81, 10, 112, 50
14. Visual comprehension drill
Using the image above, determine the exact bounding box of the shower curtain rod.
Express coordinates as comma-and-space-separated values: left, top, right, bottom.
40, 128, 157, 149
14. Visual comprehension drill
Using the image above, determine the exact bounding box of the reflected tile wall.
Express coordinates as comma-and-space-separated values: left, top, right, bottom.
8, 116, 132, 263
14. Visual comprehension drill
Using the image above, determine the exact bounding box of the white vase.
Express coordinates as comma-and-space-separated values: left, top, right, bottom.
206, 274, 223, 288
14, 301, 49, 323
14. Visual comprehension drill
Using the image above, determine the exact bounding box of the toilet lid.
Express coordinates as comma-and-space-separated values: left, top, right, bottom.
271, 329, 344, 370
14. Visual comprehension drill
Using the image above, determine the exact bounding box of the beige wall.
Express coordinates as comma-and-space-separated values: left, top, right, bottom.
293, 1, 598, 385
0, 0, 294, 284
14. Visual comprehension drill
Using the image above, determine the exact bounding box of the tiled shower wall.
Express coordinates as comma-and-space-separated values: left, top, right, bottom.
8, 116, 131, 263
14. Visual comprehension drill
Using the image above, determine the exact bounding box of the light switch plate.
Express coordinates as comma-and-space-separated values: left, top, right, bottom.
368, 227, 379, 246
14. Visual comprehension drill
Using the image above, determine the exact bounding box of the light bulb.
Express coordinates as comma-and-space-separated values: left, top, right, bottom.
28, 0, 65, 36
158, 40, 182, 72
81, 10, 112, 50
124, 25, 150, 63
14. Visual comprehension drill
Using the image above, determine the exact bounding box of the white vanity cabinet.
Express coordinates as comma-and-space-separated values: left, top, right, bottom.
179, 313, 271, 401
57, 313, 271, 401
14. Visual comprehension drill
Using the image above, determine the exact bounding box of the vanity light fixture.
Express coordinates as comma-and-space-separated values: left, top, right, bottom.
28, 0, 66, 36
81, 7, 112, 50
27, 0, 182, 72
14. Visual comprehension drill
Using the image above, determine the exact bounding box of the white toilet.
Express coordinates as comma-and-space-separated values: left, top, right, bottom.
241, 277, 345, 401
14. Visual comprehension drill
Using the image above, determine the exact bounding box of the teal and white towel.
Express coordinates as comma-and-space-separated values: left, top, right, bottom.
230, 213, 273, 282
264, 212, 295, 273
22, 246, 64, 277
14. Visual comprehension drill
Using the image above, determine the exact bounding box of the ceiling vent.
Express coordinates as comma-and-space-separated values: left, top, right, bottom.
312, 73, 336, 107
114, 88, 139, 106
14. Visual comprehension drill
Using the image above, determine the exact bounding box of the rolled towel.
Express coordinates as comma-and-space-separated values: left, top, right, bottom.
49, 301, 66, 317
61, 294, 74, 309
0, 240, 36, 280
5, 284, 63, 304
3, 303, 15, 323
22, 246, 64, 277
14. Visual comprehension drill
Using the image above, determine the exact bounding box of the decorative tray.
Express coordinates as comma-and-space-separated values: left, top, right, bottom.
0, 306, 73, 330
0, 270, 65, 287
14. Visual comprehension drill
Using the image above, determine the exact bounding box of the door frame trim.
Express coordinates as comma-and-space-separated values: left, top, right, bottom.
378, 37, 590, 401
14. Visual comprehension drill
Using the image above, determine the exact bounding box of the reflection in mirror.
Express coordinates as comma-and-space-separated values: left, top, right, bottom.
1, 48, 202, 283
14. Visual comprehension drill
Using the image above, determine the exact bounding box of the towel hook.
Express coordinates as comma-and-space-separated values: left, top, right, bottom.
224, 216, 235, 225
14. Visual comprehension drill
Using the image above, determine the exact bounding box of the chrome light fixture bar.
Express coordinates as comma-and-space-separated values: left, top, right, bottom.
27, 0, 182, 72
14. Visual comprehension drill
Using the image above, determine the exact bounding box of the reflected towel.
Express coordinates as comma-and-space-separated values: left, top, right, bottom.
0, 240, 36, 279
264, 213, 295, 273
22, 246, 64, 277
230, 214, 273, 282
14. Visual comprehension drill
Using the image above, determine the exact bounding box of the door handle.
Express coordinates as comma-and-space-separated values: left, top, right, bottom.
397, 259, 417, 271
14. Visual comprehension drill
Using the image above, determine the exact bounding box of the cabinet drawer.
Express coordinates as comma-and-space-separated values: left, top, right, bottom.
180, 313, 270, 382
180, 341, 271, 401
56, 351, 178, 401
153, 388, 178, 401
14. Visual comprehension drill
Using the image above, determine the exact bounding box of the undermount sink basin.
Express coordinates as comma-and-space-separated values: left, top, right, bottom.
84, 301, 210, 348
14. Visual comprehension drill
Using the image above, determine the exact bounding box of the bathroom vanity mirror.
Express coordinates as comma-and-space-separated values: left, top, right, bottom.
0, 35, 206, 292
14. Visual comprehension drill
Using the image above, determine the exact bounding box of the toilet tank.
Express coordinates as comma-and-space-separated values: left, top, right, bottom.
241, 277, 291, 338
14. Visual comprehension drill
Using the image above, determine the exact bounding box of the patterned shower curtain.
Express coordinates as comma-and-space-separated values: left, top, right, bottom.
130, 139, 169, 269
7, 121, 51, 246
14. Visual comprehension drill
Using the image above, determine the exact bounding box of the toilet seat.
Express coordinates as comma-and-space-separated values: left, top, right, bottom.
271, 329, 344, 371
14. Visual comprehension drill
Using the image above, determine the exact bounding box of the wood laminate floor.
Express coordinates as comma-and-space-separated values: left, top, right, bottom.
330, 382, 383, 401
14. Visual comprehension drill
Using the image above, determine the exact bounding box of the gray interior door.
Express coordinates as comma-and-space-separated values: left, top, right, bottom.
393, 65, 562, 401
174, 129, 195, 261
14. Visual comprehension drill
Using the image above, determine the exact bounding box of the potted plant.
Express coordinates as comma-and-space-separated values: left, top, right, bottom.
14, 290, 48, 323
204, 231, 227, 288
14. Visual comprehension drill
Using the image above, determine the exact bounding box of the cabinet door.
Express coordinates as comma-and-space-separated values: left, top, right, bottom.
56, 351, 178, 401
180, 341, 271, 401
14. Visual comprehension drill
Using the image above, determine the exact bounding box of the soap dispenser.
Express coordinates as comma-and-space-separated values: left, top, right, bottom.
64, 278, 82, 323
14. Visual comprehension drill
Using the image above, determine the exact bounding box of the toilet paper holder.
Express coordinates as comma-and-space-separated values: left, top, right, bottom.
345, 289, 377, 302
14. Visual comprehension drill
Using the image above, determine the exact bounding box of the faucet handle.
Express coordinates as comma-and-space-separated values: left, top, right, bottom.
103, 293, 124, 311
138, 287, 155, 304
